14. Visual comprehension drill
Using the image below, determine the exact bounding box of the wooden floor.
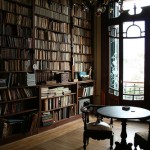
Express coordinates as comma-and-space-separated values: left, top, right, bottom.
0, 118, 148, 150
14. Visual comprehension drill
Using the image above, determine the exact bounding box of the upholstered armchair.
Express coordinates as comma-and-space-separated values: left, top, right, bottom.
134, 119, 150, 150
81, 104, 114, 150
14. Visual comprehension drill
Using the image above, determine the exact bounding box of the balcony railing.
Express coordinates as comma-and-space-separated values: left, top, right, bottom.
109, 81, 144, 100
123, 81, 144, 100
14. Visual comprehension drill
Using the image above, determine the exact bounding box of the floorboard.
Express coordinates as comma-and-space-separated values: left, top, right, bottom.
0, 118, 148, 150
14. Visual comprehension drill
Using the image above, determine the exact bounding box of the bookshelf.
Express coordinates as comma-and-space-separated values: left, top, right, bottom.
33, 0, 72, 84
0, 0, 34, 86
71, 0, 93, 81
0, 86, 39, 143
0, 0, 38, 144
39, 82, 77, 130
0, 0, 95, 144
77, 80, 95, 114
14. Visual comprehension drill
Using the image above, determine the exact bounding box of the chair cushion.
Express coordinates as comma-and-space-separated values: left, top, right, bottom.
87, 121, 112, 131
134, 131, 148, 150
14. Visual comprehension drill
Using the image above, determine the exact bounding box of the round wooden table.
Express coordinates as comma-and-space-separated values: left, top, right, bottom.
97, 106, 150, 150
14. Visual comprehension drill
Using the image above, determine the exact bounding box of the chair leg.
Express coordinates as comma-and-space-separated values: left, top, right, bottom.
110, 134, 113, 150
83, 132, 87, 150
134, 136, 138, 150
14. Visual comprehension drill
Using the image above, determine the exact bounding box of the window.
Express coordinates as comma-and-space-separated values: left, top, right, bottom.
123, 21, 145, 100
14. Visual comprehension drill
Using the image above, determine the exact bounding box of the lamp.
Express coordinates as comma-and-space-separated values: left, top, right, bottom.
82, 0, 124, 16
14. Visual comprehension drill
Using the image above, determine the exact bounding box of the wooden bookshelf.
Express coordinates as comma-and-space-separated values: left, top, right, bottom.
33, 0, 72, 84
0, 0, 38, 145
71, 0, 93, 80
0, 0, 95, 144
38, 82, 77, 130
0, 86, 39, 144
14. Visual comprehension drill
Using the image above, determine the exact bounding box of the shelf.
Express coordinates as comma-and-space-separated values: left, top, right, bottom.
0, 109, 38, 118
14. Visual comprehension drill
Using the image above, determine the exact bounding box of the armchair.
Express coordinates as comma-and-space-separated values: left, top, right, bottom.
81, 104, 114, 150
134, 119, 150, 150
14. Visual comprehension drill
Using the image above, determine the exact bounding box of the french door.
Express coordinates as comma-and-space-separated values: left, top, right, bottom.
108, 20, 146, 106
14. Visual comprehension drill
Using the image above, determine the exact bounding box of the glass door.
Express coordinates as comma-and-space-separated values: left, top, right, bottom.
109, 21, 145, 104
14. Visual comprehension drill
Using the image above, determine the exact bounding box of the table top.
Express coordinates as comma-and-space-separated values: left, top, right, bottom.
97, 106, 150, 120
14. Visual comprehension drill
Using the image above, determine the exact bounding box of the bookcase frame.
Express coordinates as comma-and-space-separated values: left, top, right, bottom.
0, 0, 95, 144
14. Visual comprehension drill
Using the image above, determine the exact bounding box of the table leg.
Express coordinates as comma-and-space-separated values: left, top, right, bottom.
114, 119, 132, 150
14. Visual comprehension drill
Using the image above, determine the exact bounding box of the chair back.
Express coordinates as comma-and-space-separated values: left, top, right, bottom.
81, 104, 113, 129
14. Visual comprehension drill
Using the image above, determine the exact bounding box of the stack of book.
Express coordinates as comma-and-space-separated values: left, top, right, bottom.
27, 73, 36, 86
41, 112, 53, 126
0, 79, 7, 87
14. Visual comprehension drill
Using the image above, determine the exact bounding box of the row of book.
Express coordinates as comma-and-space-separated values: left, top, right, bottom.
72, 4, 91, 20
3, 12, 32, 27
0, 102, 24, 115
34, 15, 48, 29
49, 22, 70, 34
47, 31, 71, 43
1, 72, 34, 87
35, 6, 70, 24
73, 17, 91, 29
73, 35, 91, 46
0, 113, 38, 138
74, 54, 92, 62
1, 48, 32, 59
35, 38, 70, 50
1, 24, 32, 37
41, 86, 71, 98
35, 72, 71, 84
1, 0, 32, 16
35, 1, 70, 16
41, 106, 75, 126
35, 61, 70, 71
9, 0, 32, 6
73, 44, 92, 54
73, 26, 91, 37
35, 23, 70, 39
34, 44, 71, 59
42, 95, 74, 111
78, 86, 94, 97
36, 72, 53, 84
54, 106, 75, 121
0, 87, 34, 101
35, 51, 71, 61
74, 62, 91, 72
1, 36, 32, 49
35, 31, 71, 43
0, 60, 32, 72
35, 0, 70, 9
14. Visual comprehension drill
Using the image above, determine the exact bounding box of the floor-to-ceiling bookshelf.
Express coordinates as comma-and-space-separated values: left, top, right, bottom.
0, 0, 95, 144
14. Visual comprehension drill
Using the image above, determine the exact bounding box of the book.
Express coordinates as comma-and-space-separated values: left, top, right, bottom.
29, 113, 39, 135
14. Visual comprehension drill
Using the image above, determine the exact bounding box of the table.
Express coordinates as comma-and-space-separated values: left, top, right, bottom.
97, 106, 150, 150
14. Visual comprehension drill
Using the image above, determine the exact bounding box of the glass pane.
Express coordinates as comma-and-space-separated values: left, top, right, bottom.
123, 21, 145, 38
109, 37, 119, 96
108, 2, 120, 19
123, 38, 144, 100
123, 0, 150, 10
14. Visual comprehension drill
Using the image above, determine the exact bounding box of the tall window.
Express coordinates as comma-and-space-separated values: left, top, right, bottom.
123, 21, 145, 100
109, 21, 145, 101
